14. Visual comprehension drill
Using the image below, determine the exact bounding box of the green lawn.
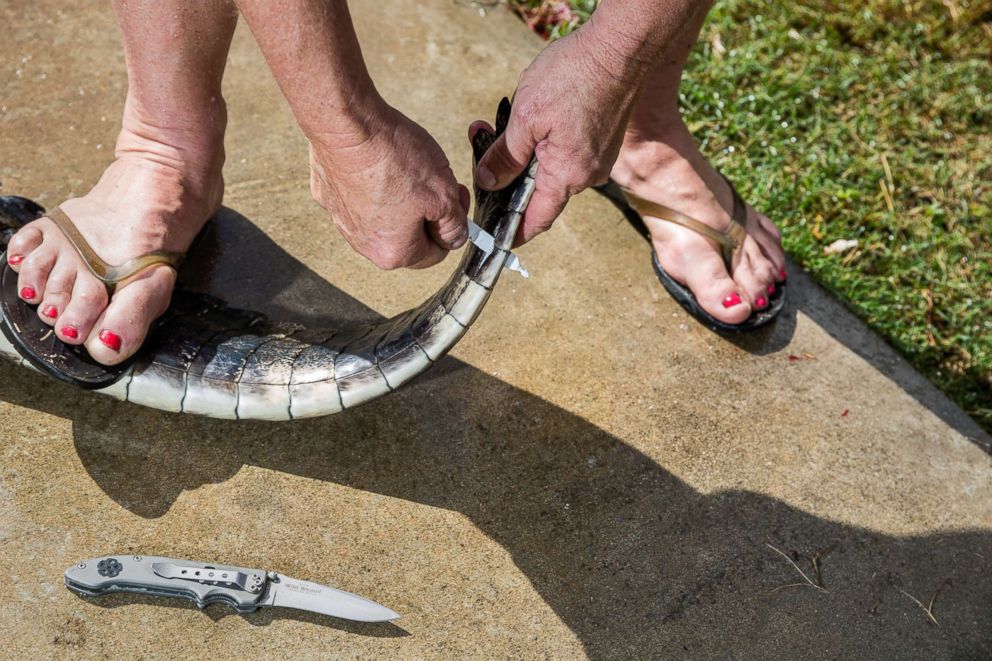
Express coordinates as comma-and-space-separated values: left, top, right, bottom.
510, 0, 992, 433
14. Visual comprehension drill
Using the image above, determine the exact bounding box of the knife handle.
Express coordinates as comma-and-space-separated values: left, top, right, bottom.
65, 555, 269, 614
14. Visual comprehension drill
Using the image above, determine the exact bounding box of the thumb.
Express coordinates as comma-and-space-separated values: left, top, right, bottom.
475, 112, 535, 191
426, 184, 471, 250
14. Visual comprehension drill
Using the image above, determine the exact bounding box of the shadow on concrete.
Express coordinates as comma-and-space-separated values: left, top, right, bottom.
1, 208, 989, 657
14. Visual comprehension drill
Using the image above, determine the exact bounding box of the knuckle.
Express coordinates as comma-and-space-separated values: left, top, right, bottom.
437, 223, 466, 245
424, 189, 449, 218
371, 249, 408, 271
76, 287, 106, 305
488, 144, 517, 172
534, 217, 556, 234
514, 98, 542, 126
412, 251, 445, 270
372, 254, 400, 271
17, 252, 39, 272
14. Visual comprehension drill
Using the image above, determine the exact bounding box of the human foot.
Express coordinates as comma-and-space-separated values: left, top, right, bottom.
611, 115, 787, 325
4, 106, 224, 365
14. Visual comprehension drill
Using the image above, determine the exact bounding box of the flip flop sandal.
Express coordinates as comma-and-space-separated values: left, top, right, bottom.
0, 203, 186, 389
598, 177, 786, 333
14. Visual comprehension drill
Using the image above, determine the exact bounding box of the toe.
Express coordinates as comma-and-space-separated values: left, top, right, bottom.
6, 226, 43, 271
751, 211, 787, 279
58, 274, 109, 345
84, 266, 174, 365
16, 241, 58, 304
37, 258, 77, 326
678, 246, 753, 324
733, 245, 775, 310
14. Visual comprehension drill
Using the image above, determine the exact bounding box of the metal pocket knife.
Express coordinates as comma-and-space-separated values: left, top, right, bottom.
65, 555, 399, 623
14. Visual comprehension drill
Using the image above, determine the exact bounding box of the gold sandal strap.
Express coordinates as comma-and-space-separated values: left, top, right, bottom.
620, 176, 749, 269
720, 174, 749, 252
47, 207, 185, 295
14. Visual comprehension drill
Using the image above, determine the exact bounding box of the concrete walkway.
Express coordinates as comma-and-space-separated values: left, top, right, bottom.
1, 1, 989, 658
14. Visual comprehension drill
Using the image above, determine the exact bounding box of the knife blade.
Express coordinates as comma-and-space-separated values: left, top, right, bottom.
64, 555, 399, 623
257, 573, 397, 622
467, 219, 529, 278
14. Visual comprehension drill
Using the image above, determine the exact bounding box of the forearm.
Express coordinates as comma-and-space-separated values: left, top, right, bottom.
578, 0, 704, 85
233, 0, 383, 144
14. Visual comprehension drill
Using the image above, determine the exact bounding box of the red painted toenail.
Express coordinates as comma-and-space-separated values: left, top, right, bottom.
99, 329, 122, 352
756, 296, 768, 308
722, 293, 742, 308
8, 254, 23, 266
768, 284, 776, 294
780, 269, 787, 280
20, 286, 36, 300
61, 326, 79, 340
42, 305, 58, 318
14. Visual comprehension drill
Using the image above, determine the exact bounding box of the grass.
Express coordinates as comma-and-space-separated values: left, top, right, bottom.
508, 0, 992, 434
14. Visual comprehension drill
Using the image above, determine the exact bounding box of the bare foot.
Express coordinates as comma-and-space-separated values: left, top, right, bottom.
5, 96, 225, 365
611, 114, 786, 325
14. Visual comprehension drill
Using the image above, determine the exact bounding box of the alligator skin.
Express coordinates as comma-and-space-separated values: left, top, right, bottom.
0, 99, 536, 420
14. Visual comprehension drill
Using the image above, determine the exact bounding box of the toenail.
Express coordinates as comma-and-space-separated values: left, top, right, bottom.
61, 326, 79, 340
768, 284, 776, 295
42, 305, 58, 318
780, 269, 787, 280
8, 254, 23, 266
722, 293, 742, 308
99, 329, 122, 352
756, 296, 768, 308
20, 286, 36, 300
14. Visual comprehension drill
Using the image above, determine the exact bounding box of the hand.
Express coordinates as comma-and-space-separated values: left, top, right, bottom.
310, 103, 470, 270
472, 28, 643, 246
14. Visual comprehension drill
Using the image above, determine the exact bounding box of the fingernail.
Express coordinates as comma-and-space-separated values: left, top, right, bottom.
722, 293, 742, 308
20, 286, 36, 300
476, 164, 496, 189
42, 305, 58, 319
8, 254, 23, 266
780, 269, 787, 280
767, 284, 776, 295
99, 329, 122, 352
756, 296, 768, 308
61, 325, 79, 340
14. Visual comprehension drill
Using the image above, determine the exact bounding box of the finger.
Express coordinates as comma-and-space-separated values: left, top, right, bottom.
513, 175, 569, 247
407, 228, 449, 270
426, 186, 470, 251
426, 214, 467, 251
475, 108, 536, 191
468, 120, 494, 142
